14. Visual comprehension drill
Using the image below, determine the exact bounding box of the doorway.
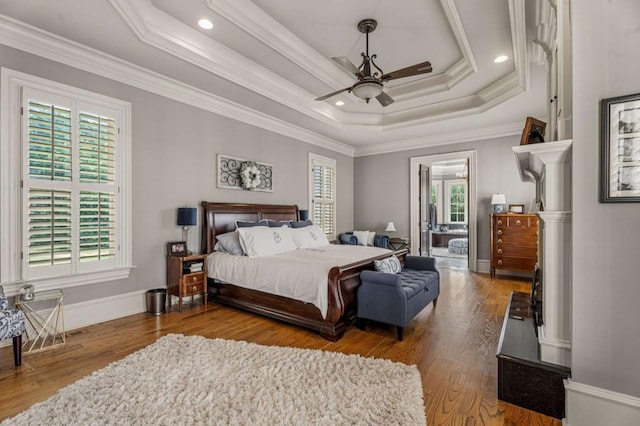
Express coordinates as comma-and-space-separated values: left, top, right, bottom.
410, 150, 478, 271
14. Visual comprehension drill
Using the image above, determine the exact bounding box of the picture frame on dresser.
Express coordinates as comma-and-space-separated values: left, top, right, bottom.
508, 204, 525, 214
600, 93, 640, 203
167, 241, 187, 256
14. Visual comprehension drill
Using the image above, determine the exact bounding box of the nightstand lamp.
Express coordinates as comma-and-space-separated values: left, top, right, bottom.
299, 209, 309, 221
491, 193, 506, 214
177, 207, 197, 254
385, 221, 396, 236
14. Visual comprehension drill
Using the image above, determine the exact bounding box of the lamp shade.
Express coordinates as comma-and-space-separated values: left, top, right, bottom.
385, 222, 397, 232
299, 209, 309, 221
490, 193, 506, 205
177, 207, 197, 227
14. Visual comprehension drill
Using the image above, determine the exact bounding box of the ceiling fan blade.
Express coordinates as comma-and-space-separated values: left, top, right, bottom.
382, 61, 432, 81
315, 87, 351, 102
376, 91, 394, 107
332, 57, 361, 77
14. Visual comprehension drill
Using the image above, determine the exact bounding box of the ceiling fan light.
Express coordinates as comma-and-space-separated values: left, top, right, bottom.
352, 80, 383, 102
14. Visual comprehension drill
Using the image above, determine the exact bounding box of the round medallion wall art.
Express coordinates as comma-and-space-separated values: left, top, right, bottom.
217, 154, 273, 192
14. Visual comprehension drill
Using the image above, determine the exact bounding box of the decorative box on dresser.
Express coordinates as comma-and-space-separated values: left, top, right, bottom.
490, 214, 538, 278
166, 254, 208, 312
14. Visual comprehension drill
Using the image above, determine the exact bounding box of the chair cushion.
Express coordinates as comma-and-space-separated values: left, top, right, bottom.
397, 269, 439, 299
0, 309, 26, 340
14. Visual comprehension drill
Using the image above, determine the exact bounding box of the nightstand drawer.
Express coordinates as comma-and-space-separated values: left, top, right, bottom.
181, 273, 204, 295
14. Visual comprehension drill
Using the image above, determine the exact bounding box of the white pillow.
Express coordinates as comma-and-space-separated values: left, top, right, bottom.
367, 231, 376, 247
374, 255, 402, 274
291, 225, 330, 249
353, 230, 370, 246
237, 226, 297, 257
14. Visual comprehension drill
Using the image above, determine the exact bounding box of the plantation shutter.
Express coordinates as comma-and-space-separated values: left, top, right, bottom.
310, 156, 336, 238
78, 112, 117, 262
22, 88, 118, 279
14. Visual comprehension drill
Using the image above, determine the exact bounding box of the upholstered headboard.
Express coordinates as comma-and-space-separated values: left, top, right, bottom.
200, 202, 300, 254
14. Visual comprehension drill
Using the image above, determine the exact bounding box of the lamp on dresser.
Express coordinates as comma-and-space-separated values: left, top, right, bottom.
177, 207, 197, 254
491, 193, 506, 213
385, 221, 396, 236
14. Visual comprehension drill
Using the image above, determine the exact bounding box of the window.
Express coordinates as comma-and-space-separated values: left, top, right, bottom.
1, 69, 132, 291
309, 153, 336, 239
445, 179, 467, 224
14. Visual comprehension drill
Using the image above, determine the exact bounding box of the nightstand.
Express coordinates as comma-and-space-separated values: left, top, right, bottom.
166, 254, 208, 312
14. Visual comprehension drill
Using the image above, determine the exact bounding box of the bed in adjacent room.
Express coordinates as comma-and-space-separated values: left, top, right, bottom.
201, 202, 405, 341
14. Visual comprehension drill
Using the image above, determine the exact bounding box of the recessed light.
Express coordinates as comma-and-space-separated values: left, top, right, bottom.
494, 55, 509, 63
198, 19, 213, 30
335, 101, 344, 106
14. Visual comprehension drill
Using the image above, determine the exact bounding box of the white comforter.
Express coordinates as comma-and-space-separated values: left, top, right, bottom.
206, 245, 392, 319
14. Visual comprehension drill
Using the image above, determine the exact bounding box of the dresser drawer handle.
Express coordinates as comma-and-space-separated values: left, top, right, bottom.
497, 249, 503, 254
497, 260, 503, 266
497, 220, 503, 226
516, 219, 521, 226
497, 230, 503, 236
497, 238, 503, 244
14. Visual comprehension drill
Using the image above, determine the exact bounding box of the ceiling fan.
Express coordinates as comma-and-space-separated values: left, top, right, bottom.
315, 18, 433, 107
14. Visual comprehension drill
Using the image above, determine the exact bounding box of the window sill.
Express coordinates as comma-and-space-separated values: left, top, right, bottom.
0, 266, 135, 297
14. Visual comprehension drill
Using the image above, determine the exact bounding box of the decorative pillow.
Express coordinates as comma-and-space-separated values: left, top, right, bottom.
290, 220, 313, 228
235, 220, 268, 228
367, 231, 376, 247
290, 225, 330, 249
213, 241, 227, 253
267, 220, 292, 228
353, 230, 370, 246
237, 225, 297, 257
215, 231, 244, 256
374, 255, 402, 274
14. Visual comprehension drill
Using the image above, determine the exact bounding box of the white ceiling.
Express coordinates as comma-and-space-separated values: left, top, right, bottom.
0, 0, 547, 155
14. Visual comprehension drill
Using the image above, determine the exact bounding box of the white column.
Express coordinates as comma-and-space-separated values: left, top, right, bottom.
514, 140, 572, 367
537, 211, 572, 366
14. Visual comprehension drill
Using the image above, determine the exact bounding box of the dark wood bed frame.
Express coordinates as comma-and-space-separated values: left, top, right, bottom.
201, 201, 403, 341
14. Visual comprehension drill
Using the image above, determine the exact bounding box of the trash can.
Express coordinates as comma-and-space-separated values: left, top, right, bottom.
146, 288, 167, 316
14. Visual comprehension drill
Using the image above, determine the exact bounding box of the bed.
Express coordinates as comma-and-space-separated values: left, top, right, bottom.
201, 201, 406, 341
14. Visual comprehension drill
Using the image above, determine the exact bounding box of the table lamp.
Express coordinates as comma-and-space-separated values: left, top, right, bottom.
491, 193, 506, 214
385, 221, 396, 236
299, 209, 309, 221
177, 207, 197, 253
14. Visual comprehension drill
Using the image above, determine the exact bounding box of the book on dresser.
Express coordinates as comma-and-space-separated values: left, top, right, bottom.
490, 214, 538, 278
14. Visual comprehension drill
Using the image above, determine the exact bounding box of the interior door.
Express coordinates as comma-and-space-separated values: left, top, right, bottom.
419, 164, 431, 256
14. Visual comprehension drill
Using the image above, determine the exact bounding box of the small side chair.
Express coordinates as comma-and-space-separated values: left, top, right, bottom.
0, 293, 26, 367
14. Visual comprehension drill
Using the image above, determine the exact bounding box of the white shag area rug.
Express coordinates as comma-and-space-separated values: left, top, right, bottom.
4, 334, 426, 425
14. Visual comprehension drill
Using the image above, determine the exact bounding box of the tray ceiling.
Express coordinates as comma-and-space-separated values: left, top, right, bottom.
0, 0, 546, 154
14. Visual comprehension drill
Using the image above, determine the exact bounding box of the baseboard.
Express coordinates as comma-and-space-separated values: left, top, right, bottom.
0, 289, 147, 348
477, 259, 490, 273
564, 380, 640, 426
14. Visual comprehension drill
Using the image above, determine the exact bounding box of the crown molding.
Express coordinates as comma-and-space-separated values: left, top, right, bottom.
0, 13, 355, 157
354, 121, 524, 157
110, 0, 528, 130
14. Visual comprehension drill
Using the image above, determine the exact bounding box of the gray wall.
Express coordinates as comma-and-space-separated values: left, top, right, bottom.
353, 135, 535, 261
0, 45, 354, 304
572, 0, 640, 397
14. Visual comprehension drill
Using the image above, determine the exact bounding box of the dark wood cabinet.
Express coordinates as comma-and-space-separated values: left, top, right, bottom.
166, 254, 208, 312
497, 292, 570, 419
490, 214, 538, 278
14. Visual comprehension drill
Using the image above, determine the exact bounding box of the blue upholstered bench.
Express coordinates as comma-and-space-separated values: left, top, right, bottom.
357, 256, 440, 340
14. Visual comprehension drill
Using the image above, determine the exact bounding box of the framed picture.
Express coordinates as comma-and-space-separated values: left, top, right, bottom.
520, 117, 546, 145
601, 93, 640, 202
167, 241, 187, 257
508, 204, 525, 214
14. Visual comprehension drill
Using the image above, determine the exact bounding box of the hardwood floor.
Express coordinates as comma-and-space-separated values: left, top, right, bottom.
0, 270, 560, 425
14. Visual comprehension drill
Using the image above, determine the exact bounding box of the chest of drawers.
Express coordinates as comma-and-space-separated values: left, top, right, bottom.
490, 214, 538, 278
